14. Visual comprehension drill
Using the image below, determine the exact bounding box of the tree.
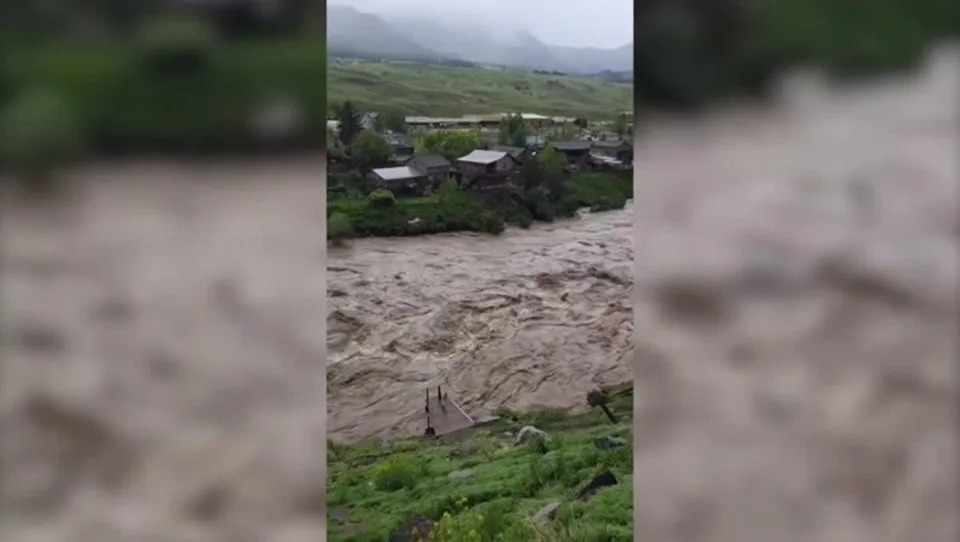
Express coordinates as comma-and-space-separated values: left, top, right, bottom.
498, 112, 526, 147
337, 100, 362, 145
415, 131, 482, 162
539, 145, 567, 169
327, 212, 354, 246
612, 113, 629, 139
539, 146, 568, 201
379, 109, 408, 133
519, 157, 544, 192
350, 131, 392, 171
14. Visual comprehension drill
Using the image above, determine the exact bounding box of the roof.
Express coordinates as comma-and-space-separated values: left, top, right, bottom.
370, 166, 425, 181
590, 153, 622, 164
592, 139, 630, 149
491, 145, 525, 158
407, 154, 451, 169
457, 150, 511, 164
551, 140, 592, 151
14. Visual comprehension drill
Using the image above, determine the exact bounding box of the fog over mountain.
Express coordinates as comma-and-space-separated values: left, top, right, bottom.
327, 1, 633, 74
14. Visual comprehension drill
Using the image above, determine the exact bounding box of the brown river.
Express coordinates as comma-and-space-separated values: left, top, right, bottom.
2, 44, 957, 541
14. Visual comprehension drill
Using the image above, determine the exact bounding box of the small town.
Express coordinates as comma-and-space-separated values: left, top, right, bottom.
326, 105, 634, 241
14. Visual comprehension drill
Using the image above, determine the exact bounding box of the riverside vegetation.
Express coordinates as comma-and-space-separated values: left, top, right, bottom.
326, 388, 634, 541
326, 170, 632, 242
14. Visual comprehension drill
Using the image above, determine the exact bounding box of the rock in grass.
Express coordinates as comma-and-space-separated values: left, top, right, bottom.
389, 515, 435, 542
534, 502, 560, 522
593, 436, 626, 450
513, 426, 548, 446
448, 441, 475, 459
576, 470, 618, 501
448, 468, 473, 480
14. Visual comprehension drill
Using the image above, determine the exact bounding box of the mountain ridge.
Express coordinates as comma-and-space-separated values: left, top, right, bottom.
327, 6, 632, 74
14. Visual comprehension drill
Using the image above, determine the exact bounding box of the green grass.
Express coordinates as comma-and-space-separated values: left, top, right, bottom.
327, 60, 632, 120
327, 387, 634, 541
326, 171, 633, 239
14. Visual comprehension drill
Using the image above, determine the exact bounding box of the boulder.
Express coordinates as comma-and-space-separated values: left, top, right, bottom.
576, 470, 618, 501
512, 425, 548, 446
594, 436, 626, 450
534, 502, 560, 522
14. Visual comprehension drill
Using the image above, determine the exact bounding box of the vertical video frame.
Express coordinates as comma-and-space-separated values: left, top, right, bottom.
325, 0, 636, 540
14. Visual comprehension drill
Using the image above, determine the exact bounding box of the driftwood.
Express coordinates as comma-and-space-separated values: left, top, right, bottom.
587, 388, 618, 423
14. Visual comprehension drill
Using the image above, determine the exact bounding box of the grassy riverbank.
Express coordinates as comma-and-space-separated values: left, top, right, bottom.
326, 172, 632, 241
327, 386, 633, 541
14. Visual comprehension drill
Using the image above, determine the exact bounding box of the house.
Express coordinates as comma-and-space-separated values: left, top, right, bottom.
368, 166, 430, 195
385, 134, 415, 164
405, 154, 452, 184
490, 145, 527, 162
456, 149, 517, 189
549, 140, 592, 165
360, 112, 380, 131
590, 140, 633, 164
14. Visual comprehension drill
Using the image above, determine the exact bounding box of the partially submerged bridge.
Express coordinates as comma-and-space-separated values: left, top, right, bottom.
424, 386, 474, 436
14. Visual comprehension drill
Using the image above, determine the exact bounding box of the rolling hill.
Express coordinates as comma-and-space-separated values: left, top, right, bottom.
327, 5, 632, 73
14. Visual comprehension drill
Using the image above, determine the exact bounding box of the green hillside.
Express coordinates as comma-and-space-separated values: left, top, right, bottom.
327, 60, 633, 119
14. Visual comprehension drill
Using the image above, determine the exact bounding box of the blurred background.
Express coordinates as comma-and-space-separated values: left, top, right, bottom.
1, 1, 330, 541
0, 0, 957, 540
0, 0, 325, 157
629, 1, 959, 542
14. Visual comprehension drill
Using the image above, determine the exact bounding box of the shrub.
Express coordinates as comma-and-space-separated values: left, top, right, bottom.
471, 210, 505, 235
368, 187, 396, 208
373, 455, 420, 491
526, 186, 557, 222
327, 212, 354, 245
134, 14, 218, 76
589, 194, 627, 212
0, 88, 84, 184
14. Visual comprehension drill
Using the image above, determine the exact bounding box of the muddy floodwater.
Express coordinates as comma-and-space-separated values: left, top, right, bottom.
1, 44, 958, 541
327, 209, 633, 442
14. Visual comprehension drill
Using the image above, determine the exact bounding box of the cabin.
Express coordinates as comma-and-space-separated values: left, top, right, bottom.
490, 145, 527, 163
368, 166, 430, 196
591, 140, 633, 164
405, 154, 453, 184
550, 140, 592, 165
456, 149, 517, 189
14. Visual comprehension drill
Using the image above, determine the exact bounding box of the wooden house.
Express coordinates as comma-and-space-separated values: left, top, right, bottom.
456, 149, 517, 189
590, 140, 633, 164
405, 154, 453, 184
550, 140, 592, 165
368, 166, 430, 195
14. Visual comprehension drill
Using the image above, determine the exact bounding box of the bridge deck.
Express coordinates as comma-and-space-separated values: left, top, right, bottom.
426, 388, 474, 436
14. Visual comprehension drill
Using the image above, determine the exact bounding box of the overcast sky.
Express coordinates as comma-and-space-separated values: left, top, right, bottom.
329, 0, 633, 49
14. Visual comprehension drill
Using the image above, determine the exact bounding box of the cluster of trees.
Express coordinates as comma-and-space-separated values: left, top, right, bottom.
328, 100, 398, 175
